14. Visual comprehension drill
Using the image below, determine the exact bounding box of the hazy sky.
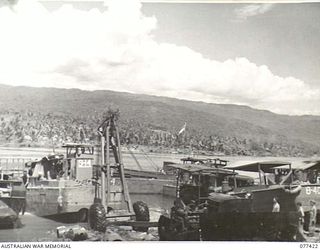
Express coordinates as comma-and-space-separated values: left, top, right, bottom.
0, 0, 319, 115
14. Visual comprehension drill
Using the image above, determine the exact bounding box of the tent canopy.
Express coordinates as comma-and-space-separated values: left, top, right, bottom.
225, 160, 291, 173
274, 160, 320, 171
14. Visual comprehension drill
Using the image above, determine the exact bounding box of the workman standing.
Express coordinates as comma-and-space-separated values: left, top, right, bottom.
272, 197, 280, 212
309, 200, 317, 236
296, 202, 307, 241
297, 202, 305, 226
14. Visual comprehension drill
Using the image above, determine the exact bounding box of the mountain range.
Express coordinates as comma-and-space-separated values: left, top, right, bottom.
0, 84, 319, 155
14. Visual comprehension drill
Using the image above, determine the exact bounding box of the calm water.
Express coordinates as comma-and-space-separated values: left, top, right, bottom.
0, 146, 308, 171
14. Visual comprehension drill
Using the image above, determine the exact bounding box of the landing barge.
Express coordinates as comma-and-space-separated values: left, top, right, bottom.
24, 111, 164, 222
25, 144, 97, 220
158, 162, 301, 241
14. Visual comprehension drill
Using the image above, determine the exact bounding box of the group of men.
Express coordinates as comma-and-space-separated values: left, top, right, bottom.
272, 197, 317, 237
297, 200, 317, 236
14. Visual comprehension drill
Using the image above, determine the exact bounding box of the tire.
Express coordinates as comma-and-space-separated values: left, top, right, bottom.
88, 203, 106, 232
12, 218, 21, 229
133, 201, 149, 232
158, 215, 170, 241
21, 200, 26, 216
316, 210, 320, 224
282, 226, 299, 242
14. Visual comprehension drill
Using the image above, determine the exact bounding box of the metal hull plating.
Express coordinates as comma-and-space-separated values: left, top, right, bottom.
26, 177, 172, 218
199, 186, 301, 241
231, 185, 300, 212
295, 184, 320, 212
200, 212, 298, 241
159, 185, 301, 241
26, 180, 95, 217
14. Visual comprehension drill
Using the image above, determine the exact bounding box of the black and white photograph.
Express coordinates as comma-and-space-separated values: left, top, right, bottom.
0, 0, 319, 245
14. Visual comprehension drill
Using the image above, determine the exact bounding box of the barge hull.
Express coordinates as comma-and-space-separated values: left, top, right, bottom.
200, 212, 299, 241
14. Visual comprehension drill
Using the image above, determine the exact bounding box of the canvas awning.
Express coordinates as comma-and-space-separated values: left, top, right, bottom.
225, 160, 291, 173
273, 160, 320, 171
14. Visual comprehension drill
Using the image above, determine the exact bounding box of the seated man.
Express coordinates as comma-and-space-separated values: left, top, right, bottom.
171, 198, 188, 231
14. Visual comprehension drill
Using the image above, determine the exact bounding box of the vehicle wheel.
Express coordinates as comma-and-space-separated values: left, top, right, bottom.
88, 203, 106, 232
78, 208, 88, 222
264, 227, 280, 241
12, 221, 18, 229
21, 200, 26, 215
158, 215, 169, 241
133, 201, 149, 232
12, 218, 22, 229
316, 210, 320, 224
280, 224, 300, 242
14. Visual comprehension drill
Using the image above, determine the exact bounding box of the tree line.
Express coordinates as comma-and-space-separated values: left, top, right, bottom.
0, 110, 318, 157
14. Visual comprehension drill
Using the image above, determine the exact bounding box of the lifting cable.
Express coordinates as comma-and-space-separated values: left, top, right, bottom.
126, 146, 143, 171
139, 148, 160, 172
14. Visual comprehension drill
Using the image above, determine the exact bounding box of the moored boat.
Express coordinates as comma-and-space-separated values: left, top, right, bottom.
162, 157, 253, 197
225, 160, 320, 214
25, 143, 105, 221
158, 161, 301, 241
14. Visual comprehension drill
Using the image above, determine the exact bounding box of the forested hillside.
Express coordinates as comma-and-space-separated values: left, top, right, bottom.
0, 84, 319, 157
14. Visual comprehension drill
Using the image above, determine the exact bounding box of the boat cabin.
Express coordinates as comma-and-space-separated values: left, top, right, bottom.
167, 163, 253, 205
62, 143, 95, 181
25, 143, 96, 185
275, 160, 320, 184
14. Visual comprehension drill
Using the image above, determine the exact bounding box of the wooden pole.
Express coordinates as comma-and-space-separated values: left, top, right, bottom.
258, 163, 262, 186
198, 172, 201, 200
0, 159, 1, 180
288, 163, 293, 189
176, 170, 180, 198
106, 126, 111, 209
114, 121, 133, 213
233, 170, 237, 189
101, 133, 106, 208
290, 163, 293, 185
6, 159, 8, 175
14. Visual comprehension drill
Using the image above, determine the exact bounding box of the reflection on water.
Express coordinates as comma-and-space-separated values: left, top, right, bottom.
0, 194, 174, 242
